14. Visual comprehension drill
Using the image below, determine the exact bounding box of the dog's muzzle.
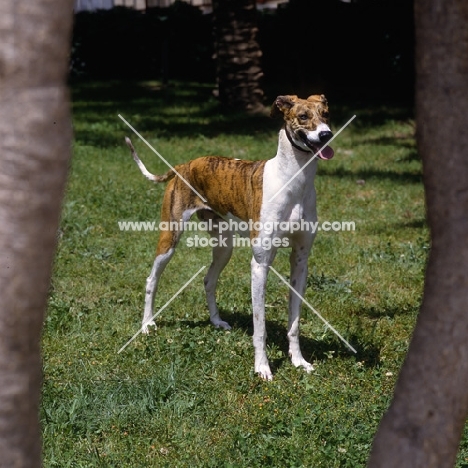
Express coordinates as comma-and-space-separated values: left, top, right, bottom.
299, 130, 335, 160
319, 131, 333, 144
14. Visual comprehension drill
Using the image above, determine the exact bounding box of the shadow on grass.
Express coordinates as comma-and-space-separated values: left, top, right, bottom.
360, 304, 419, 320
320, 166, 422, 184
359, 136, 420, 163
72, 80, 279, 148
71, 79, 415, 150
161, 308, 381, 371
369, 217, 428, 236
328, 96, 414, 131
398, 218, 428, 230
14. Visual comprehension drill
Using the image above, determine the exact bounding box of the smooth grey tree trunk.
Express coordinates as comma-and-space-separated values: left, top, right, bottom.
0, 2, 74, 466
368, 0, 468, 466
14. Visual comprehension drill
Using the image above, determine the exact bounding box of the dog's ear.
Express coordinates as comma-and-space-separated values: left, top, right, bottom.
270, 95, 298, 118
307, 94, 328, 106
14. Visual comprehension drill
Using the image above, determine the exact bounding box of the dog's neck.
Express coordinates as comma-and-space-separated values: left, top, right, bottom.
268, 128, 318, 192
276, 128, 317, 165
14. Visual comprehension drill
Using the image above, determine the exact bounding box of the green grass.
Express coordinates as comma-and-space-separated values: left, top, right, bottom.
42, 80, 468, 467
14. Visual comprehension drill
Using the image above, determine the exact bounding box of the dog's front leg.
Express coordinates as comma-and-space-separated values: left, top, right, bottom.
288, 238, 314, 372
251, 248, 277, 381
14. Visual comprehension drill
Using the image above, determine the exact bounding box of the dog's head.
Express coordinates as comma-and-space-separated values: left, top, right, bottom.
270, 94, 334, 160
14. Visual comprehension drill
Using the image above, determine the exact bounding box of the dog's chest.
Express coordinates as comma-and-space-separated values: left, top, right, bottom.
261, 159, 317, 220
289, 203, 305, 221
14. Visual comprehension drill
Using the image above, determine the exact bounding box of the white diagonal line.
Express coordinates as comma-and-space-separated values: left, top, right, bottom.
118, 114, 208, 203
269, 266, 357, 353
269, 114, 357, 202
118, 265, 206, 354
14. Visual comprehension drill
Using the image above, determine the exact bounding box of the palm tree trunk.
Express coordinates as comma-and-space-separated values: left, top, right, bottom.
0, 2, 74, 466
212, 0, 264, 112
368, 0, 468, 466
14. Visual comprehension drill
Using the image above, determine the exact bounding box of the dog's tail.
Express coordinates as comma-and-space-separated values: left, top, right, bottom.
125, 137, 175, 183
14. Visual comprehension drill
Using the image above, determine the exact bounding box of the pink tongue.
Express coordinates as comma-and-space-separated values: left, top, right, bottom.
319, 146, 334, 160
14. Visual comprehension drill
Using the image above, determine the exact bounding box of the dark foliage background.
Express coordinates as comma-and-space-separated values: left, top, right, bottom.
71, 0, 414, 101
72, 2, 214, 82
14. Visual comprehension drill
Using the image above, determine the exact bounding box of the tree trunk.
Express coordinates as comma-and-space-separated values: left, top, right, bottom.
212, 0, 264, 112
0, 2, 74, 466
368, 1, 468, 466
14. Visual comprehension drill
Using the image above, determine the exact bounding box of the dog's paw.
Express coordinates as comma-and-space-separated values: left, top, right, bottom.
291, 356, 314, 373
255, 363, 273, 381
141, 320, 156, 334
212, 319, 232, 330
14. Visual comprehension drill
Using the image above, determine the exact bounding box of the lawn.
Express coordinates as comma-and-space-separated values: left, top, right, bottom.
41, 80, 468, 467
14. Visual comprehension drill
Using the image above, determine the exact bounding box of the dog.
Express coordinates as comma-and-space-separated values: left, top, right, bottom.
125, 94, 334, 380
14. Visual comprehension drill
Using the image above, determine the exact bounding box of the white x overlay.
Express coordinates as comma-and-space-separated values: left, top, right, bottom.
118, 265, 206, 354
269, 266, 357, 353
118, 112, 356, 357
118, 114, 208, 202
269, 114, 357, 202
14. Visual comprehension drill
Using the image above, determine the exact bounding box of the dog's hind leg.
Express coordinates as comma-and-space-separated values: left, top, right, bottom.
203, 218, 234, 330
141, 179, 190, 333
141, 230, 178, 334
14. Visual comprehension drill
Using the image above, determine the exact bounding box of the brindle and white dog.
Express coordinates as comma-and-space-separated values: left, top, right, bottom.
125, 94, 334, 380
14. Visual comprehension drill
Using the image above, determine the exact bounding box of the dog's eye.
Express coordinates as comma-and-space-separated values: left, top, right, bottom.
298, 113, 308, 121
322, 111, 330, 120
